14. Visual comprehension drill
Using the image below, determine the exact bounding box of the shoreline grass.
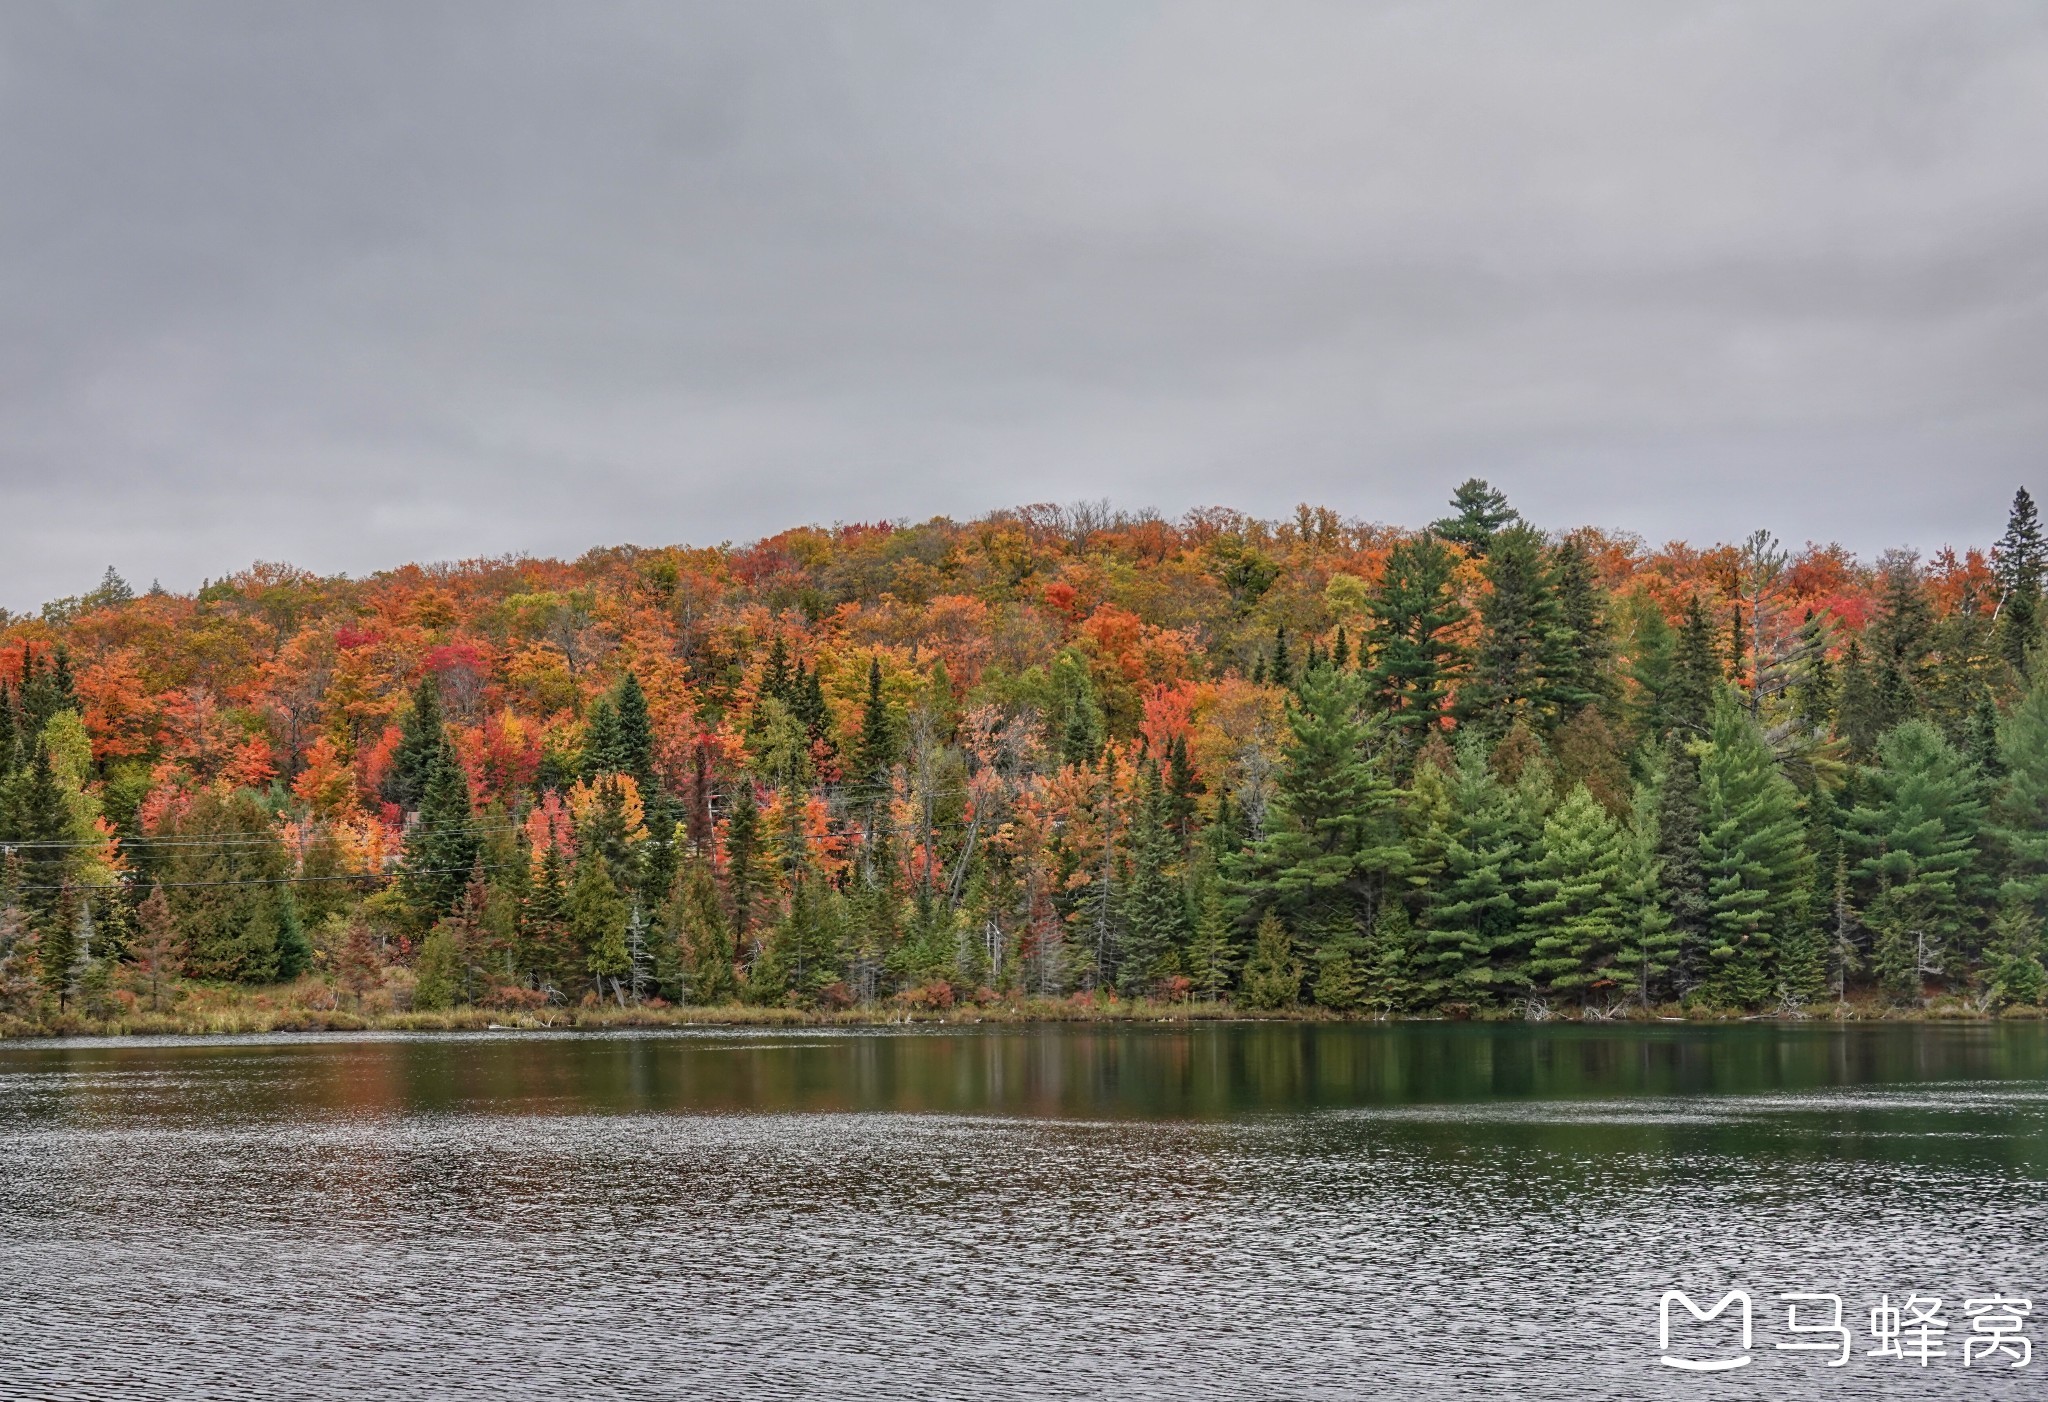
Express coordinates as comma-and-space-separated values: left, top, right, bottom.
3, 980, 2042, 1040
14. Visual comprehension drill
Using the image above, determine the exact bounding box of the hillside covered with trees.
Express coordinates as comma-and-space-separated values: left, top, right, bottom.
3, 482, 2047, 1028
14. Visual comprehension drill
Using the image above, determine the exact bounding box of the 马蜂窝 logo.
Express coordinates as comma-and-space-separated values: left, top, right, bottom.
1658, 1290, 1752, 1372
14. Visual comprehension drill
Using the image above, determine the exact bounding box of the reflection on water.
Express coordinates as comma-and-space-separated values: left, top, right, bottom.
1, 1023, 2043, 1399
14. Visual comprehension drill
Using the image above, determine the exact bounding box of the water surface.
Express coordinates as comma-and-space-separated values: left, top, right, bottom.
2, 1022, 2043, 1399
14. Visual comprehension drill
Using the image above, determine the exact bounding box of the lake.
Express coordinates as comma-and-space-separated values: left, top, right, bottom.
2, 1021, 2044, 1399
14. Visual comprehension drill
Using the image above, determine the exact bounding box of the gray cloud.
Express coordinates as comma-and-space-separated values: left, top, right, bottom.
2, 0, 2045, 606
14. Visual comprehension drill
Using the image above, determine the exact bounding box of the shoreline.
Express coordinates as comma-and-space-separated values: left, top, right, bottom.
3, 996, 2043, 1041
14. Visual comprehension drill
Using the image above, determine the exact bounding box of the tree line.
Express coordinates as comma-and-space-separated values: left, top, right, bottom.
1, 482, 2045, 1019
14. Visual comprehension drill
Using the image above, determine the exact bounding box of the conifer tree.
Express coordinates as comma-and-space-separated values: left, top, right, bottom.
1611, 779, 1678, 1007
1836, 638, 1884, 760
1182, 853, 1238, 1001
1993, 671, 2048, 915
1523, 784, 1630, 1002
5, 741, 73, 958
1625, 600, 1679, 738
1163, 735, 1199, 846
386, 676, 451, 811
1238, 911, 1301, 1009
1269, 625, 1294, 690
1666, 596, 1723, 739
1361, 533, 1468, 748
1790, 609, 1836, 738
1850, 719, 1984, 1001
611, 670, 659, 793
1458, 526, 1565, 732
400, 749, 479, 923
525, 841, 574, 996
1431, 478, 1520, 558
1986, 895, 2046, 1006
579, 695, 623, 781
723, 782, 763, 945
670, 854, 737, 1004
850, 655, 899, 817
571, 851, 631, 1003
133, 881, 179, 1011
1547, 539, 1613, 716
1995, 486, 2046, 673
162, 789, 298, 983
1867, 554, 1935, 731
1696, 702, 1812, 1008
1419, 742, 1531, 1004
1239, 666, 1406, 979
1051, 649, 1105, 765
1119, 769, 1187, 995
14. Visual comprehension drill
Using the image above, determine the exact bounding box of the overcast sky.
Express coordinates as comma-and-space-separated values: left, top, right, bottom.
2, 2, 2045, 608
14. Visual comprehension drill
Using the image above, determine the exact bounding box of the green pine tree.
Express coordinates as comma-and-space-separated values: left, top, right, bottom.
1238, 666, 1407, 978
571, 851, 632, 1003
386, 676, 451, 811
1522, 784, 1630, 1004
400, 749, 479, 923
1457, 525, 1565, 733
1361, 533, 1469, 750
1431, 478, 1520, 558
1239, 912, 1301, 1009
1993, 671, 2048, 917
1696, 701, 1813, 1008
1849, 719, 1984, 1003
1118, 769, 1187, 996
1995, 487, 2046, 674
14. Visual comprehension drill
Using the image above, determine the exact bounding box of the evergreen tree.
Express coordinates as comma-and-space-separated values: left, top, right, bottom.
1118, 770, 1187, 995
386, 676, 451, 811
1696, 702, 1812, 1008
1986, 895, 2046, 1007
133, 881, 179, 1011
611, 670, 659, 793
524, 842, 574, 996
1458, 526, 1567, 732
400, 749, 479, 923
1431, 478, 1520, 558
1419, 741, 1533, 1004
4, 741, 73, 963
570, 852, 631, 1003
1361, 533, 1468, 749
1849, 719, 1984, 1001
1836, 638, 1885, 760
1163, 735, 1200, 846
161, 790, 299, 983
1050, 649, 1105, 765
1646, 736, 1712, 998
580, 695, 623, 781
850, 655, 899, 815
1182, 853, 1238, 1001
670, 854, 737, 1004
723, 782, 764, 946
1993, 670, 2048, 917
1995, 487, 2046, 673
412, 924, 465, 1010
1867, 555, 1935, 731
1666, 596, 1723, 739
1523, 784, 1630, 1002
1611, 777, 1678, 1007
1269, 626, 1294, 690
1238, 912, 1301, 1009
1790, 610, 1836, 738
1239, 667, 1406, 979
1547, 539, 1613, 716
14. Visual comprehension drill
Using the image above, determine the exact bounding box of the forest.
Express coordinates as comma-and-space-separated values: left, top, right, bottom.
2, 480, 2046, 1029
